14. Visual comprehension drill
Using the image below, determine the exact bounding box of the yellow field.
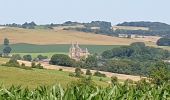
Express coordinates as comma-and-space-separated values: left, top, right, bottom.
112, 26, 149, 31
0, 27, 156, 46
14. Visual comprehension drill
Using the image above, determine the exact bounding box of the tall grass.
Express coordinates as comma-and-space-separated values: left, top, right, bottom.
0, 78, 169, 100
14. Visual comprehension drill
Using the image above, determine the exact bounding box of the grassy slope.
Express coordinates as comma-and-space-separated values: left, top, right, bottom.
0, 58, 109, 89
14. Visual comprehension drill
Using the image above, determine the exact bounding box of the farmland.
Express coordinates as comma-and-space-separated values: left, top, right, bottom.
0, 58, 109, 89
0, 43, 120, 54
0, 27, 156, 46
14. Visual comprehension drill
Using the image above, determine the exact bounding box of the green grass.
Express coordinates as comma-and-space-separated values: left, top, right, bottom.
0, 65, 109, 89
0, 43, 120, 54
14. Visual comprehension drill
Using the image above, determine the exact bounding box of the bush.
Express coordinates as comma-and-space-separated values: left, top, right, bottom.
23, 55, 32, 61
11, 54, 21, 60
2, 59, 20, 67
111, 76, 118, 85
59, 68, 63, 71
125, 79, 134, 84
37, 55, 48, 60
75, 68, 83, 77
31, 62, 43, 69
93, 71, 106, 77
50, 54, 75, 67
86, 69, 92, 75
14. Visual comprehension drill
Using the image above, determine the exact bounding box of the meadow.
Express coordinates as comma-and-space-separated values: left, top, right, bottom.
0, 43, 120, 58
0, 65, 109, 89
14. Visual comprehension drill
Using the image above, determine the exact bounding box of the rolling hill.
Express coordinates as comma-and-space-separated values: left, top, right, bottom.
0, 27, 157, 46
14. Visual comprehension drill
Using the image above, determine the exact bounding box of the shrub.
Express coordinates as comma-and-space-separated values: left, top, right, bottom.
111, 76, 118, 85
59, 68, 63, 71
2, 59, 20, 67
11, 54, 21, 60
37, 55, 48, 60
31, 62, 43, 69
86, 69, 92, 75
23, 55, 32, 61
75, 68, 83, 77
125, 79, 134, 84
93, 71, 106, 77
31, 62, 36, 68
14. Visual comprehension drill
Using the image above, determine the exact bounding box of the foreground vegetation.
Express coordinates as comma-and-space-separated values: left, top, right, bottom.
0, 77, 169, 100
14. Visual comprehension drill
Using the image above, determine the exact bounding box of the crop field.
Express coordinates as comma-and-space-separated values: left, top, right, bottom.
0, 43, 120, 54
0, 27, 156, 45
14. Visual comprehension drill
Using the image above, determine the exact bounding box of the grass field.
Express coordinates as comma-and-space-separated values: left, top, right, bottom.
0, 58, 109, 89
0, 43, 120, 54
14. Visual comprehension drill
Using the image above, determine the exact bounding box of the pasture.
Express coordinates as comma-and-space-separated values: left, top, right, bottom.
0, 57, 109, 89
0, 43, 120, 58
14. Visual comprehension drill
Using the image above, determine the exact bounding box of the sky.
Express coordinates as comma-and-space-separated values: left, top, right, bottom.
0, 0, 169, 25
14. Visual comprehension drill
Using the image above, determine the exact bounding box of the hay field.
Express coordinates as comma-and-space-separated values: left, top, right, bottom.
0, 27, 154, 45
112, 26, 149, 31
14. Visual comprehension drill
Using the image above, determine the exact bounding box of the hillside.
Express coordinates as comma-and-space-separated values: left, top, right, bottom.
112, 26, 149, 31
0, 27, 156, 46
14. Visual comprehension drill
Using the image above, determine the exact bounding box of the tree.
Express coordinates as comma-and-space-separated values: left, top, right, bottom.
3, 46, 12, 56
85, 55, 98, 68
49, 54, 75, 67
4, 38, 9, 46
23, 55, 32, 61
149, 62, 170, 85
3, 38, 12, 56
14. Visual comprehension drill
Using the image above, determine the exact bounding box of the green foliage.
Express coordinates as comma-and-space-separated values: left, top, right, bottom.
157, 38, 170, 46
117, 21, 170, 37
50, 54, 75, 67
93, 71, 106, 77
2, 59, 20, 67
2, 59, 32, 70
111, 76, 118, 85
23, 55, 32, 61
75, 68, 83, 77
37, 54, 48, 60
86, 69, 92, 75
11, 54, 21, 60
85, 55, 98, 68
149, 62, 170, 85
31, 62, 43, 69
4, 38, 9, 46
0, 80, 169, 99
3, 46, 12, 55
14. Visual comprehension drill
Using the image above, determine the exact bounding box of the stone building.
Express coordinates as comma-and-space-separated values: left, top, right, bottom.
69, 42, 90, 60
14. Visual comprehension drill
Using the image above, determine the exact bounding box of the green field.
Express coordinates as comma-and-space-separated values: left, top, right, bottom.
0, 65, 110, 89
0, 43, 119, 54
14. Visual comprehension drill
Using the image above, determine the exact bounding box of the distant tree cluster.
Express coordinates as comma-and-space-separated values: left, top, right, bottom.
157, 38, 170, 46
5, 21, 37, 29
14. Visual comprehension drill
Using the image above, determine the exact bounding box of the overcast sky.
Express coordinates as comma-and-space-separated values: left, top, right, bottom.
0, 0, 169, 25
